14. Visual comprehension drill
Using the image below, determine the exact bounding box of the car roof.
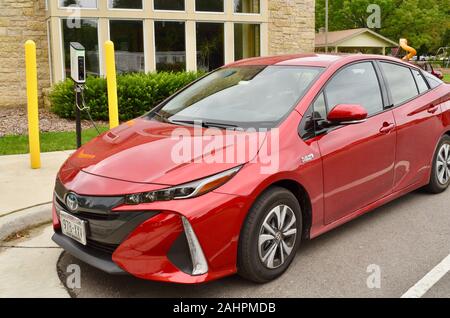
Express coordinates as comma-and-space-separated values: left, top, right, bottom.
226, 53, 413, 69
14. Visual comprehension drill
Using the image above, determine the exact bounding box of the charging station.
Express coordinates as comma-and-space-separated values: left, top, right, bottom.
70, 42, 86, 148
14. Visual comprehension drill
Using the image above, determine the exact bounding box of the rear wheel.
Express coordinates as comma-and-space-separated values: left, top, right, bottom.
425, 135, 450, 193
238, 187, 302, 283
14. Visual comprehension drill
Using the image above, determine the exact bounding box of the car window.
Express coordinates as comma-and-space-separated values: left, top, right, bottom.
423, 71, 443, 89
298, 105, 315, 140
313, 92, 327, 120
324, 62, 383, 116
412, 69, 429, 94
298, 93, 327, 140
151, 65, 323, 129
380, 62, 419, 106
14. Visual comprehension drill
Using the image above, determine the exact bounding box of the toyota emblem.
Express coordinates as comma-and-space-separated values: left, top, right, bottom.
66, 193, 79, 211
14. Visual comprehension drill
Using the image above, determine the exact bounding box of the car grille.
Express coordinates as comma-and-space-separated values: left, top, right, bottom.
54, 179, 160, 256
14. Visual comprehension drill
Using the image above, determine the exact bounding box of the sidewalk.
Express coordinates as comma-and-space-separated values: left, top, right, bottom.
0, 151, 71, 216
0, 151, 72, 297
0, 223, 69, 298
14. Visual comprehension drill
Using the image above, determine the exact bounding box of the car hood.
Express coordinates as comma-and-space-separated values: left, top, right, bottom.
66, 118, 267, 185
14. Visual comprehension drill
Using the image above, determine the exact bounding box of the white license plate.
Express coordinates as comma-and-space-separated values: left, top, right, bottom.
60, 210, 87, 245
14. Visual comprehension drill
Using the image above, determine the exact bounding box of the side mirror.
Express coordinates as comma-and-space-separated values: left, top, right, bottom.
327, 104, 368, 125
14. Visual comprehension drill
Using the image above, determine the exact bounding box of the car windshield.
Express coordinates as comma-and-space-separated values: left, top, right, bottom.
148, 65, 323, 129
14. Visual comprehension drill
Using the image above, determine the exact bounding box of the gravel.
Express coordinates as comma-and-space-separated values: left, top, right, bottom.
0, 107, 108, 137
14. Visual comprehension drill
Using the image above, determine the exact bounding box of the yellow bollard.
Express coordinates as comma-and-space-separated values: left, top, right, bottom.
25, 40, 41, 169
104, 40, 119, 129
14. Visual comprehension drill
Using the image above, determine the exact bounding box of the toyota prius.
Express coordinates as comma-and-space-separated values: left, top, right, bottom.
52, 54, 450, 283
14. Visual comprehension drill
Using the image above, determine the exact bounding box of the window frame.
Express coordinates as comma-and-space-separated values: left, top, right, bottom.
195, 0, 225, 14
107, 0, 144, 11
376, 60, 431, 109
195, 21, 226, 72
108, 19, 146, 73
233, 22, 262, 61
299, 59, 391, 140
411, 68, 430, 95
153, 0, 187, 13
422, 69, 444, 90
233, 0, 261, 15
153, 20, 187, 72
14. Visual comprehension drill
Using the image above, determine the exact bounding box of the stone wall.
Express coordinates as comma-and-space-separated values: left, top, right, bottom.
268, 0, 315, 55
0, 0, 49, 108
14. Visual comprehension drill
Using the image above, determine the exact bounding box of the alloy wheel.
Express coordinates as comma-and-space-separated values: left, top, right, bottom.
258, 205, 297, 269
436, 143, 450, 185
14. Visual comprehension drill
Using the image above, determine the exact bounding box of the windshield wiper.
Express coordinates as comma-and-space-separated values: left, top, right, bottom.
150, 110, 171, 123
169, 119, 238, 129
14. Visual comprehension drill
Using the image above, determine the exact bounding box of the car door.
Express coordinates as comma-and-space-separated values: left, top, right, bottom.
314, 61, 397, 225
379, 62, 444, 191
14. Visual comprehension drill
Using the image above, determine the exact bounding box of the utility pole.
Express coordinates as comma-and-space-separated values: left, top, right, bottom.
325, 0, 329, 53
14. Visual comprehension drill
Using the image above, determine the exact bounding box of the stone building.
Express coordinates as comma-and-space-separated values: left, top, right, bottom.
0, 0, 315, 108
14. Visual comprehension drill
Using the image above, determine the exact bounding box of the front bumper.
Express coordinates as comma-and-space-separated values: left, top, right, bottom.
52, 232, 125, 275
52, 177, 250, 284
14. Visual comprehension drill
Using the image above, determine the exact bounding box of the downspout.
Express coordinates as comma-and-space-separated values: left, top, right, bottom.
400, 38, 417, 61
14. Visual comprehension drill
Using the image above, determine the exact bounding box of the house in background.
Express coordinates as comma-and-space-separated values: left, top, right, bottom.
0, 0, 315, 108
315, 28, 398, 55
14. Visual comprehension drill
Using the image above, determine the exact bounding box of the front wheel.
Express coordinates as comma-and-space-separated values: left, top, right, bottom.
237, 187, 302, 283
425, 135, 450, 194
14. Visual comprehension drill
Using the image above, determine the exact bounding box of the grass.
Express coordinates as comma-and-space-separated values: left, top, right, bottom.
444, 73, 450, 83
0, 126, 108, 156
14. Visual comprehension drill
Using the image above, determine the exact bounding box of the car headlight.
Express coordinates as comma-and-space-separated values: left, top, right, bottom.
125, 166, 242, 205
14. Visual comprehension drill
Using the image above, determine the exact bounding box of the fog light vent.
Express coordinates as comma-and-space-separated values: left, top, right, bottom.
181, 217, 209, 276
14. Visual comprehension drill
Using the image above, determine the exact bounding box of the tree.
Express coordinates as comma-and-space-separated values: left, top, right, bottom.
315, 0, 450, 54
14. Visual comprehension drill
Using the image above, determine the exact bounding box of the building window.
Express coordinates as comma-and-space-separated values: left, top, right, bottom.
195, 0, 224, 12
234, 23, 260, 60
108, 0, 142, 9
196, 22, 224, 72
109, 20, 144, 73
234, 0, 260, 13
154, 0, 185, 11
61, 19, 99, 77
59, 0, 97, 8
155, 21, 186, 71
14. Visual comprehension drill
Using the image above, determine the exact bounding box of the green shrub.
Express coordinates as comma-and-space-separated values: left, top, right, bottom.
50, 71, 204, 121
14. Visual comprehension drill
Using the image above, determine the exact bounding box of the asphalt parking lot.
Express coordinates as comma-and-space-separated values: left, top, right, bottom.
58, 189, 450, 298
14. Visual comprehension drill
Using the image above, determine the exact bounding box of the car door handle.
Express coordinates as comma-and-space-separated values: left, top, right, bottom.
379, 122, 395, 134
427, 104, 439, 114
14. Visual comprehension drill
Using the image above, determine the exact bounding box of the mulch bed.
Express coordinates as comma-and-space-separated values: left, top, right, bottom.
0, 107, 108, 137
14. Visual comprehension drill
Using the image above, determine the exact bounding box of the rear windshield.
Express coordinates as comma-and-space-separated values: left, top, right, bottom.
149, 66, 323, 129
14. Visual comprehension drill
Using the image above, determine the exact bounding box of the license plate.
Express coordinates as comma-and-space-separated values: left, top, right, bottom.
60, 210, 87, 245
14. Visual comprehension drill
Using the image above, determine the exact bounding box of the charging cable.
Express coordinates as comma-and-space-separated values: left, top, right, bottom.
75, 84, 101, 135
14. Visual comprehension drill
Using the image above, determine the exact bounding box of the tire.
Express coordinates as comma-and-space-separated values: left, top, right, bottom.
425, 135, 450, 194
238, 187, 302, 283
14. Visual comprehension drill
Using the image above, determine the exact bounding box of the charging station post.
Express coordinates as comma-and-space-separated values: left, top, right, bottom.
70, 42, 86, 149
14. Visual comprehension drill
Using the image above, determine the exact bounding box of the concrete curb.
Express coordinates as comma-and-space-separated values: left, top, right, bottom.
0, 203, 52, 241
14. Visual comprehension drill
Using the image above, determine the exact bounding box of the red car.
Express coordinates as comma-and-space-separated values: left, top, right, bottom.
52, 54, 450, 284
414, 61, 444, 80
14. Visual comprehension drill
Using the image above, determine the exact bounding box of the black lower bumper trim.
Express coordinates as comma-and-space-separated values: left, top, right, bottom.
52, 232, 127, 275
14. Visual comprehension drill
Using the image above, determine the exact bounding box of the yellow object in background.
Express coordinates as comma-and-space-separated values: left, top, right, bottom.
104, 41, 119, 129
400, 38, 417, 61
25, 40, 41, 169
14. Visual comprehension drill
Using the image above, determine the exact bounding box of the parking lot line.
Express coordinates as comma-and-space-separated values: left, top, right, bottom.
401, 254, 450, 298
